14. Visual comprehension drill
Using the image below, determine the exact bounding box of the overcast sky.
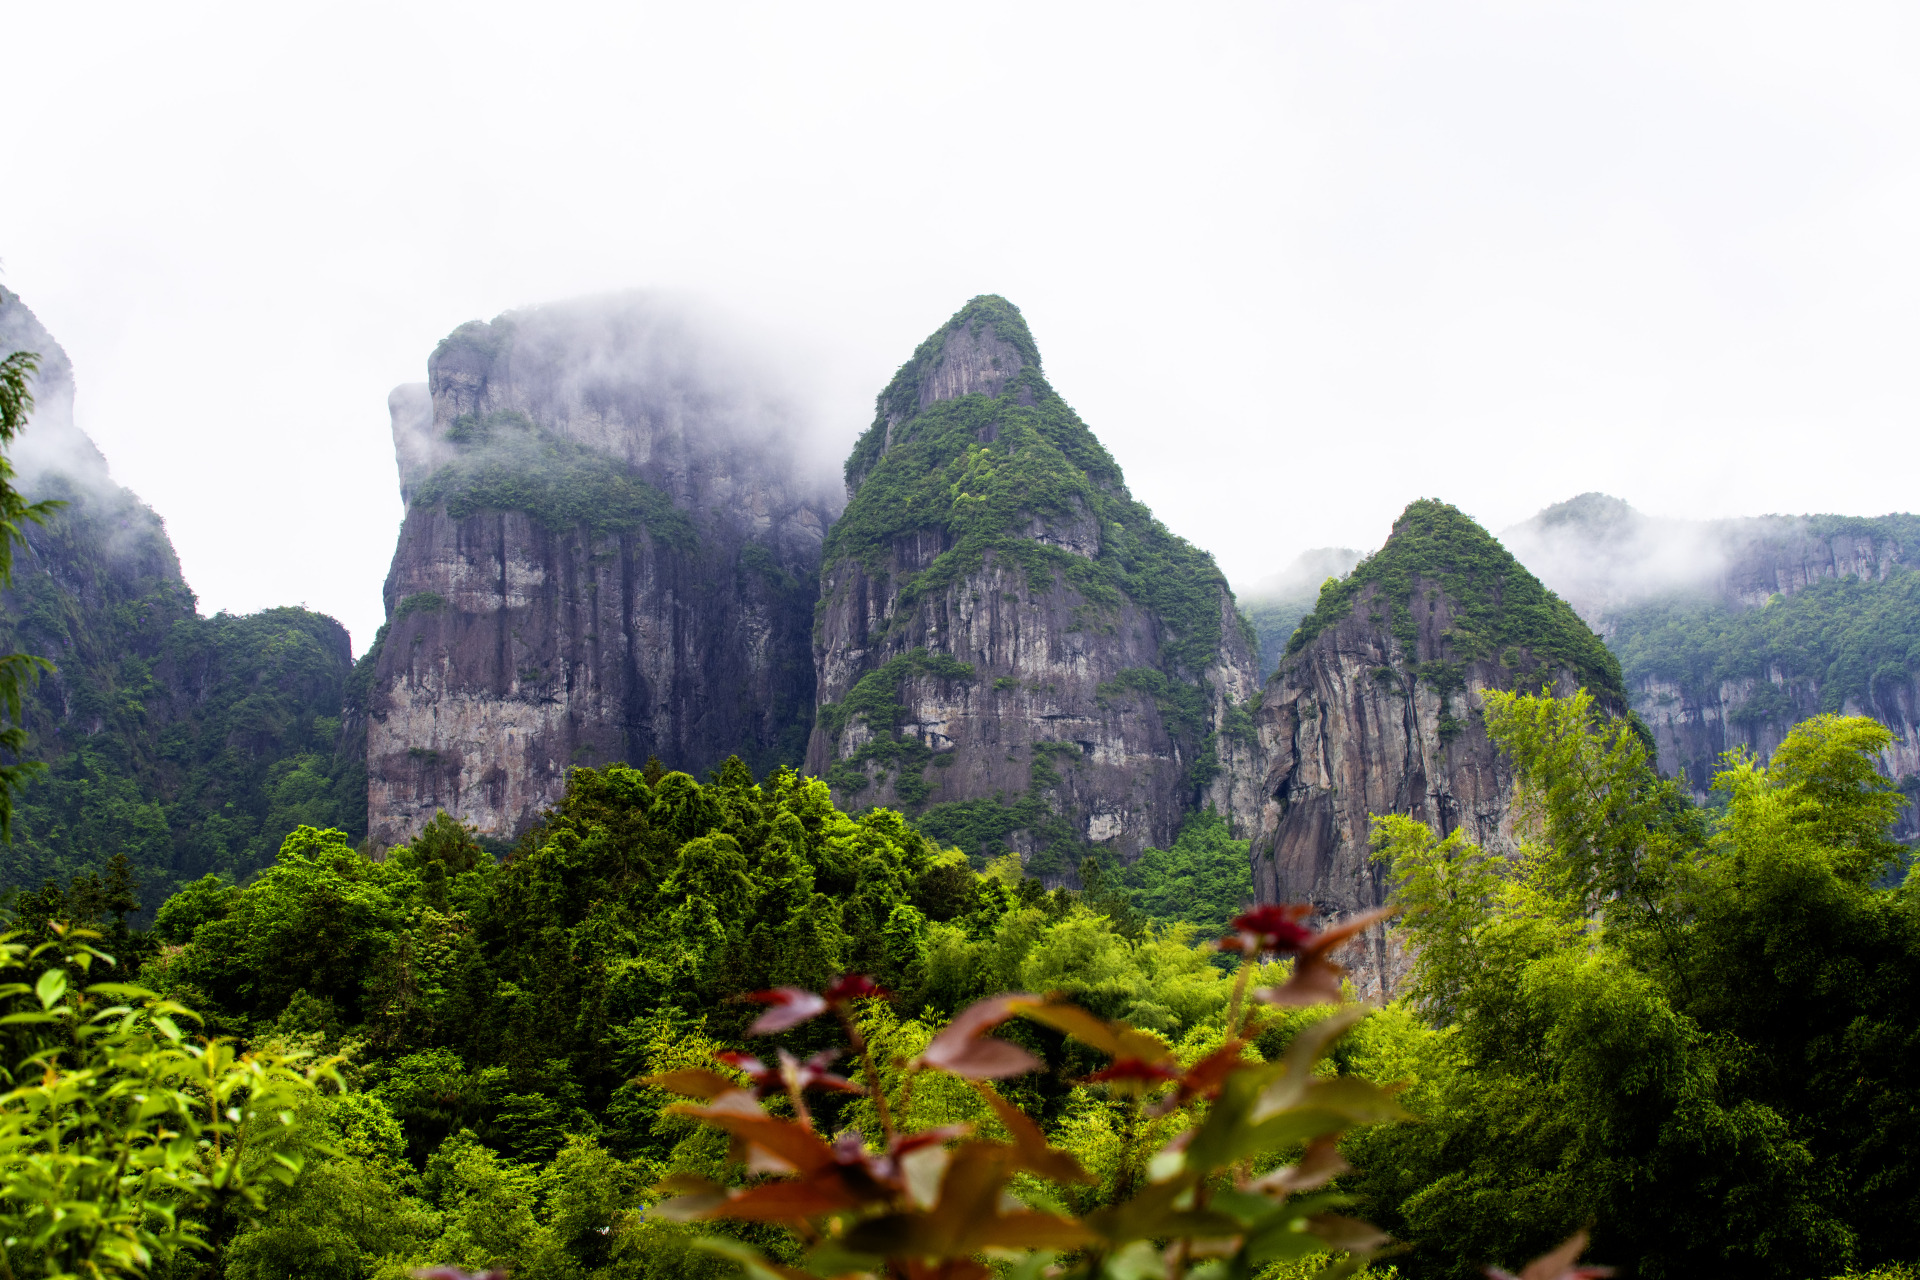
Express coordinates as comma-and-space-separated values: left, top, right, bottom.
5, 2, 1919, 652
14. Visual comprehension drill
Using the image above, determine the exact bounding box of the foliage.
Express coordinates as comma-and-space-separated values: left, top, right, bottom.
1121, 811, 1254, 940
1357, 691, 1920, 1279
411, 411, 695, 547
647, 910, 1419, 1280
0, 592, 362, 903
1608, 565, 1920, 723
0, 926, 334, 1278
0, 347, 61, 840
1284, 501, 1622, 700
821, 296, 1237, 837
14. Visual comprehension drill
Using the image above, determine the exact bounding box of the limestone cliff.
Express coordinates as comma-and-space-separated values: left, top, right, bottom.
1505, 494, 1920, 832
366, 295, 835, 848
808, 296, 1261, 878
1251, 500, 1628, 998
0, 287, 360, 896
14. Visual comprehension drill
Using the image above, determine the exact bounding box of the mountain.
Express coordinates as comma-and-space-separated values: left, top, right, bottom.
0, 287, 362, 901
1238, 547, 1362, 679
808, 296, 1262, 879
364, 296, 836, 848
1250, 499, 1628, 997
1504, 494, 1920, 831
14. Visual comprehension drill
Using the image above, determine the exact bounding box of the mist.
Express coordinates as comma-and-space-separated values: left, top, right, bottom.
7, 4, 1920, 650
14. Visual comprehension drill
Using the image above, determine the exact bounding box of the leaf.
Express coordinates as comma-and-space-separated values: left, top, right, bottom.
1304, 1213, 1391, 1253
1252, 1008, 1369, 1120
972, 1211, 1097, 1251
712, 1177, 868, 1221
1017, 1002, 1173, 1065
643, 1068, 743, 1099
745, 988, 830, 1035
1486, 1229, 1615, 1280
918, 994, 1043, 1079
1247, 1135, 1352, 1194
35, 969, 66, 1010
666, 1101, 839, 1174
971, 1082, 1094, 1183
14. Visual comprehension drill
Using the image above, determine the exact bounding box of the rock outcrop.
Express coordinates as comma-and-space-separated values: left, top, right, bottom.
808, 296, 1262, 878
366, 295, 836, 848
1504, 494, 1920, 832
1251, 500, 1628, 998
0, 287, 360, 896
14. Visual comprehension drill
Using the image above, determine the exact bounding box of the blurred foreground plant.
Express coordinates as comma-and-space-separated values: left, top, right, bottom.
646, 901, 1607, 1280
0, 924, 336, 1278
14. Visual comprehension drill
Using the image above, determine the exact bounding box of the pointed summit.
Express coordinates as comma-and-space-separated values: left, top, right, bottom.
1252, 499, 1627, 999
811, 297, 1260, 877
845, 295, 1044, 493
1285, 498, 1624, 698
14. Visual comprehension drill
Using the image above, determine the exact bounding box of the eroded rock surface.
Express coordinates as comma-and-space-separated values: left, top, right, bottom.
808, 296, 1261, 876
366, 296, 835, 848
1252, 500, 1628, 998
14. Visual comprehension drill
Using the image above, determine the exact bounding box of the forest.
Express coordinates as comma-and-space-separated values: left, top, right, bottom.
4, 689, 1916, 1280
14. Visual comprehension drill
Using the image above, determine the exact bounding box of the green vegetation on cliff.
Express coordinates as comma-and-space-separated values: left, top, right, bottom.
0, 474, 363, 901
821, 297, 1239, 834
827, 296, 1232, 681
1286, 498, 1623, 698
1609, 566, 1920, 719
412, 412, 695, 547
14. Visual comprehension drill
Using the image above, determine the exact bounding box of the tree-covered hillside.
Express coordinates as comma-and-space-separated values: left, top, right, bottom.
9, 714, 1894, 1280
0, 471, 365, 900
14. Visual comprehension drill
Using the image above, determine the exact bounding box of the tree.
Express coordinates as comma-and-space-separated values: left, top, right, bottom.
1358, 692, 1920, 1278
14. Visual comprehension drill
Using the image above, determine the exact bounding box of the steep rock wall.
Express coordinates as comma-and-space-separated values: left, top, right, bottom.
809, 297, 1261, 878
1508, 494, 1920, 831
1253, 500, 1629, 998
367, 296, 834, 848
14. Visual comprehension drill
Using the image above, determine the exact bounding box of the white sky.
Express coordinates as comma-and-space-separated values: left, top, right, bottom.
5, 2, 1919, 652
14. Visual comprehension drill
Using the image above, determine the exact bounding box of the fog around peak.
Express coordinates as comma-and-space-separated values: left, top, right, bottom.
1239, 546, 1364, 604
407, 291, 850, 512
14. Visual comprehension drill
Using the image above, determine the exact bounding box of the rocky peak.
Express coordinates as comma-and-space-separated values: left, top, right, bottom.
1253, 499, 1627, 998
811, 296, 1260, 878
365, 294, 834, 847
845, 295, 1041, 496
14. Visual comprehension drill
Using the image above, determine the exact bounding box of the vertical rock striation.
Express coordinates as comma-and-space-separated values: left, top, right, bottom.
366, 296, 836, 848
1252, 500, 1628, 997
808, 296, 1261, 878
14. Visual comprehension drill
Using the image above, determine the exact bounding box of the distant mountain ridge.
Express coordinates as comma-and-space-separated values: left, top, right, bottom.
0, 287, 363, 902
1503, 493, 1920, 827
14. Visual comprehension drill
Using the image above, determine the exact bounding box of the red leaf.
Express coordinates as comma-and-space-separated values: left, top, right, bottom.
641, 1068, 743, 1100
824, 973, 890, 1004
971, 1082, 1093, 1184
744, 988, 829, 1034
918, 994, 1043, 1079
666, 1101, 840, 1174
711, 1176, 868, 1221
1486, 1230, 1615, 1280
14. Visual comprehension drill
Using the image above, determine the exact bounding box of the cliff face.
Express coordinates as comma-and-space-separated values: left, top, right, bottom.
366, 296, 835, 848
1252, 500, 1628, 998
1506, 494, 1920, 831
0, 288, 360, 896
808, 297, 1261, 879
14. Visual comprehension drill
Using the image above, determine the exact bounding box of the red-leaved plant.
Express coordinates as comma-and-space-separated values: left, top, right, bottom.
644, 904, 1608, 1280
